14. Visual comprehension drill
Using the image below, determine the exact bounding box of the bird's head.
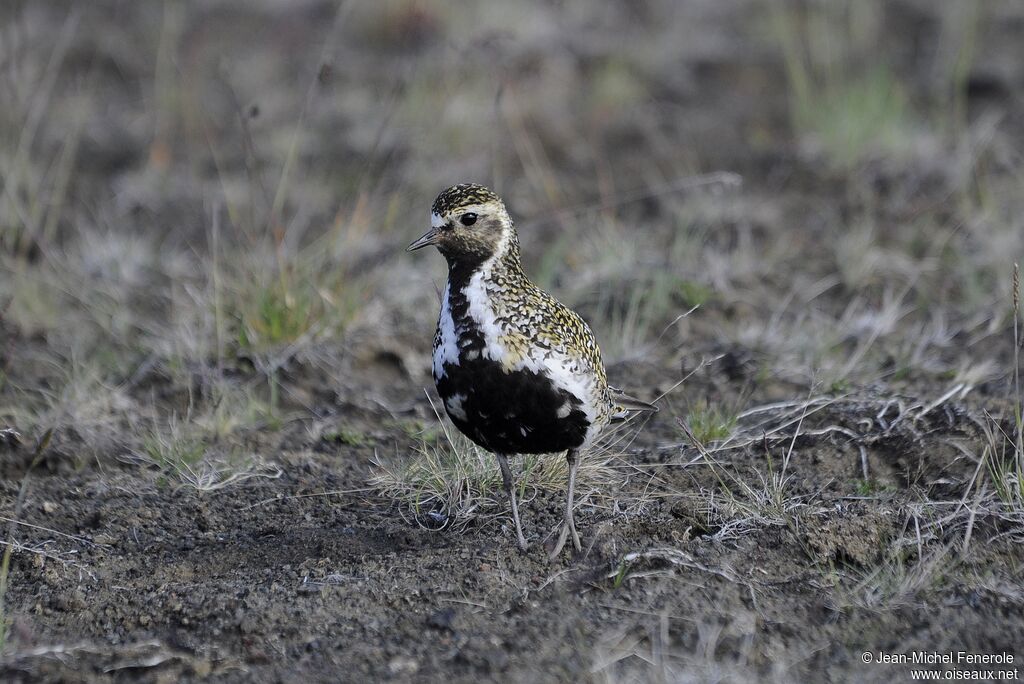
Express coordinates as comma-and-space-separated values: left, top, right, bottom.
407, 183, 516, 266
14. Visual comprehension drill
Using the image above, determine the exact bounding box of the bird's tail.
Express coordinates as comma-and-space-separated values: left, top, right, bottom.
608, 386, 659, 423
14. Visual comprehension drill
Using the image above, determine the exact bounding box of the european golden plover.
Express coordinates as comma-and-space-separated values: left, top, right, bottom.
408, 183, 656, 557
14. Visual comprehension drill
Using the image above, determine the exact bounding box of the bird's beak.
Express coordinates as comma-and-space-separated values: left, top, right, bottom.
407, 227, 440, 252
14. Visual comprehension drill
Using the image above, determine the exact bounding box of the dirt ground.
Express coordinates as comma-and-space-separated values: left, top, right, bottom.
2, 1, 1024, 682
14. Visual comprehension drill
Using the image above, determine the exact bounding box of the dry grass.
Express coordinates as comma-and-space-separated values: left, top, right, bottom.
0, 2, 1013, 454
771, 0, 975, 168
1, 2, 1023, 678
831, 544, 954, 613
676, 403, 809, 541
683, 401, 739, 446
0, 429, 53, 651
370, 399, 621, 531
132, 417, 282, 493
592, 610, 792, 684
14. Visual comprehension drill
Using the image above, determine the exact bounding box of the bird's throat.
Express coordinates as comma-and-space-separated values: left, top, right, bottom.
445, 233, 527, 291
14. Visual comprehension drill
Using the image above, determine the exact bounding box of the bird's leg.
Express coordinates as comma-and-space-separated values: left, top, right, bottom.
565, 449, 582, 552
548, 449, 582, 559
495, 453, 528, 550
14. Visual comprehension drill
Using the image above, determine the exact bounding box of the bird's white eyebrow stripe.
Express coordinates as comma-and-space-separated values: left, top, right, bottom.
432, 204, 491, 229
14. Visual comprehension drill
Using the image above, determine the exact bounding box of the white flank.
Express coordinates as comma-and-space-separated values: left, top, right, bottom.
432, 285, 460, 380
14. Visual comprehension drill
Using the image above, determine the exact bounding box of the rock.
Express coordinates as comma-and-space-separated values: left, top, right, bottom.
388, 655, 419, 675
426, 607, 456, 631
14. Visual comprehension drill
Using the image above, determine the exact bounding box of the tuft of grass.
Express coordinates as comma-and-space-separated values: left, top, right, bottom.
193, 382, 279, 438
137, 418, 281, 492
599, 273, 713, 361
676, 398, 815, 540
225, 248, 360, 356
536, 198, 732, 363
370, 407, 619, 532
323, 427, 371, 447
978, 255, 1023, 519
854, 479, 893, 496
831, 544, 953, 613
677, 279, 714, 309
795, 68, 912, 169
1008, 263, 1024, 508
390, 418, 443, 444
693, 454, 799, 533
0, 360, 139, 461
0, 10, 84, 260
684, 402, 738, 445
235, 277, 325, 352
983, 418, 1024, 517
142, 420, 206, 470
968, 265, 1024, 538
772, 2, 917, 168
0, 257, 64, 337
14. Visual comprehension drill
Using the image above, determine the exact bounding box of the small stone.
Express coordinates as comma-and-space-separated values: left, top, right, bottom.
192, 659, 212, 677
42, 501, 57, 514
389, 656, 419, 675
0, 428, 22, 449
481, 648, 509, 672
426, 607, 456, 631
239, 615, 259, 635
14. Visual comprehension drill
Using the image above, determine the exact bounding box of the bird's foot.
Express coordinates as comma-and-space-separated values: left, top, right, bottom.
569, 521, 582, 553
547, 525, 568, 560
546, 523, 582, 561
509, 511, 529, 552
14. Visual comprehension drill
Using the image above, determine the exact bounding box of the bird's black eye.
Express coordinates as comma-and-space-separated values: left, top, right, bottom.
459, 212, 477, 226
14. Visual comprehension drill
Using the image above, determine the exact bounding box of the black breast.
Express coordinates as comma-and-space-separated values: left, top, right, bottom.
437, 357, 590, 454
434, 279, 589, 455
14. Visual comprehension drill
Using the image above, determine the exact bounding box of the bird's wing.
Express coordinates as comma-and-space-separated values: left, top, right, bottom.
526, 289, 604, 371
523, 289, 658, 419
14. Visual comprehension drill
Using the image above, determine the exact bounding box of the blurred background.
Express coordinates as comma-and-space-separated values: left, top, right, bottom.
2, 0, 1021, 428
2, 1, 1024, 680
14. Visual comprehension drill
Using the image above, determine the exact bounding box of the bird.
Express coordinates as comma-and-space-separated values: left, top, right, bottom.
408, 183, 657, 557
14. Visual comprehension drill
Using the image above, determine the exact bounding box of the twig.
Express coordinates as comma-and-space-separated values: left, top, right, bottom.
0, 517, 105, 548
961, 483, 986, 557
915, 383, 967, 423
